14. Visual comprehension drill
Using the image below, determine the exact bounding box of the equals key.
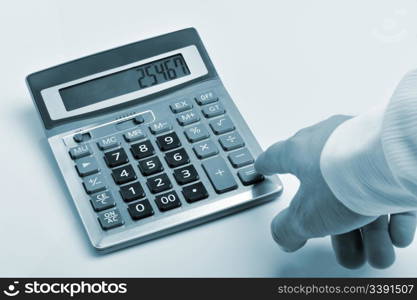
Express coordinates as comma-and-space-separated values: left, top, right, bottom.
238, 166, 264, 185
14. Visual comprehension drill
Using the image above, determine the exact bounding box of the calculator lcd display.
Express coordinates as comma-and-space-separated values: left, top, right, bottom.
59, 54, 190, 111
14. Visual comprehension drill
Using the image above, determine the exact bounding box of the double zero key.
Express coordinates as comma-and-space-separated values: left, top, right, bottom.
154, 191, 181, 211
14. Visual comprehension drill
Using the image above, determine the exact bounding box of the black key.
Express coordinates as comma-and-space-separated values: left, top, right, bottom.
131, 140, 155, 159
165, 148, 190, 168
154, 191, 182, 212
173, 165, 199, 185
112, 164, 137, 184
156, 132, 181, 151
138, 156, 163, 176
128, 199, 154, 220
182, 182, 209, 203
104, 148, 129, 167
120, 182, 145, 202
147, 173, 172, 194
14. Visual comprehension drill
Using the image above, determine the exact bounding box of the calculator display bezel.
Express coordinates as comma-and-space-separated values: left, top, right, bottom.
41, 45, 207, 121
26, 28, 217, 130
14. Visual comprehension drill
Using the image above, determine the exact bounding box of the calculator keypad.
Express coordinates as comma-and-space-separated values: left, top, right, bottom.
70, 88, 266, 232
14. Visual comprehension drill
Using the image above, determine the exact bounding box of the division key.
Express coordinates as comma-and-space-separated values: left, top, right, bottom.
202, 156, 237, 193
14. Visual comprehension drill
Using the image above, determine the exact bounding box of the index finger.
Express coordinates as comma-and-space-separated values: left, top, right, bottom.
255, 140, 296, 175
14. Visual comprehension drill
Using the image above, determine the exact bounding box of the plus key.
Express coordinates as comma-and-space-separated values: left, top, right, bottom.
202, 156, 237, 193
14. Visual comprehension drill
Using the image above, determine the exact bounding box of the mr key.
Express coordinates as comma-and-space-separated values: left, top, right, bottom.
27, 28, 282, 252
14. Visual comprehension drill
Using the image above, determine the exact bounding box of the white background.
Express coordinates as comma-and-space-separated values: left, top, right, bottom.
1, 0, 417, 277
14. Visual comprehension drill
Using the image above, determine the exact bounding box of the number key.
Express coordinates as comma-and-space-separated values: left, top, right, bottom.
128, 200, 154, 220
104, 148, 129, 167
131, 140, 154, 159
120, 182, 145, 202
154, 191, 182, 212
156, 132, 181, 151
173, 165, 199, 185
138, 156, 163, 176
165, 148, 189, 168
147, 173, 172, 194
112, 164, 137, 184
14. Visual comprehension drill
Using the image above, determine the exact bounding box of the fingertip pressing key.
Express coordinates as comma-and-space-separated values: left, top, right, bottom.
255, 150, 280, 176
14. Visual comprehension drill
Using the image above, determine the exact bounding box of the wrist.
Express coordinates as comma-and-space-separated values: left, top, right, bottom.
319, 106, 411, 216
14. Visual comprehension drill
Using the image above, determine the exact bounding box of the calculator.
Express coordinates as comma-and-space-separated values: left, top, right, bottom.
26, 28, 283, 253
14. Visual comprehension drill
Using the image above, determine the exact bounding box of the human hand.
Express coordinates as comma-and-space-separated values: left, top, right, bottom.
255, 115, 417, 269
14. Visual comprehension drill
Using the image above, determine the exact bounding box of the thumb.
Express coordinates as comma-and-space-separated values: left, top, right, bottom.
271, 208, 307, 252
255, 140, 296, 175
270, 189, 308, 252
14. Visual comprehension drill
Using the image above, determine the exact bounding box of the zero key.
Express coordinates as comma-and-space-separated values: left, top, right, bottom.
202, 156, 237, 193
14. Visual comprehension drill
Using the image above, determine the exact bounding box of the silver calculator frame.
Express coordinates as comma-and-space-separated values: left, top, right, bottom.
47, 79, 283, 253
41, 45, 208, 121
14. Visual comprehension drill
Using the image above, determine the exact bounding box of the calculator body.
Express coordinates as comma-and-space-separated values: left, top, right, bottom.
26, 28, 283, 253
